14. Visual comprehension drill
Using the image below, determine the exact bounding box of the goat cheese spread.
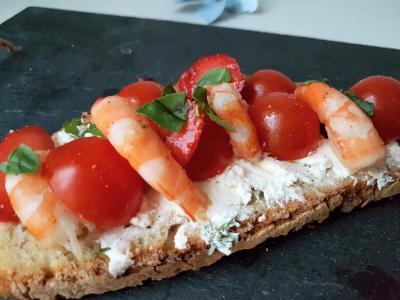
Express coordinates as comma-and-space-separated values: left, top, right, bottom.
52, 129, 76, 146
99, 140, 400, 277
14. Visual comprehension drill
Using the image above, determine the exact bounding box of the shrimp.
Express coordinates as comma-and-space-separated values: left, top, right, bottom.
206, 83, 262, 161
91, 96, 210, 220
5, 159, 82, 259
294, 82, 385, 173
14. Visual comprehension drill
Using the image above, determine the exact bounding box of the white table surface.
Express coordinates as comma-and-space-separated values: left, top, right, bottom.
1, 0, 399, 50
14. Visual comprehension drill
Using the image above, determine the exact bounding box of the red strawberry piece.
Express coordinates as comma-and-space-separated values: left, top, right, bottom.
178, 54, 246, 98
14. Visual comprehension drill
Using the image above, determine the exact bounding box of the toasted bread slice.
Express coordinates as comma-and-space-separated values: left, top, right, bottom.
0, 165, 399, 299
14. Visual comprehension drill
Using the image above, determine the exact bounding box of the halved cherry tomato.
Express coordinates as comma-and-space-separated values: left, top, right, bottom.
42, 137, 143, 229
118, 80, 169, 137
241, 70, 296, 104
0, 126, 54, 222
186, 116, 233, 181
166, 100, 205, 166
178, 54, 246, 98
349, 75, 400, 143
248, 92, 321, 161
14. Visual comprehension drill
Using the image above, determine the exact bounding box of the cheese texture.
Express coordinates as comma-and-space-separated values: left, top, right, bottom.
99, 190, 188, 277
98, 140, 400, 277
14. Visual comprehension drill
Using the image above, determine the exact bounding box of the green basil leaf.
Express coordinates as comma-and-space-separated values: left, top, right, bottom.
83, 124, 105, 137
162, 83, 176, 96
62, 118, 81, 136
136, 91, 189, 132
192, 86, 233, 131
0, 144, 40, 175
344, 91, 374, 117
157, 92, 188, 121
192, 86, 207, 107
197, 67, 231, 87
136, 101, 185, 132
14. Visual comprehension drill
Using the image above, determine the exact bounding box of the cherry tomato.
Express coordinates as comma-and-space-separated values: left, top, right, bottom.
241, 70, 296, 104
119, 80, 163, 105
248, 92, 321, 161
186, 117, 233, 181
42, 137, 143, 229
0, 126, 54, 222
178, 54, 246, 98
166, 100, 205, 166
119, 80, 168, 137
349, 75, 400, 143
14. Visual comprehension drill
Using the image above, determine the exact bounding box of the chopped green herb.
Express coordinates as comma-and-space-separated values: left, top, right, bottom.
62, 118, 81, 137
162, 83, 176, 96
137, 101, 185, 132
63, 118, 104, 138
99, 247, 111, 253
192, 86, 207, 103
203, 218, 240, 256
0, 144, 40, 175
83, 124, 104, 137
197, 67, 231, 87
157, 92, 188, 120
344, 91, 374, 117
192, 86, 233, 131
136, 92, 188, 132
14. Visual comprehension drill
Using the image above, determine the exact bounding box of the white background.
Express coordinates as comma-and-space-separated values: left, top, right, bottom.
0, 0, 399, 50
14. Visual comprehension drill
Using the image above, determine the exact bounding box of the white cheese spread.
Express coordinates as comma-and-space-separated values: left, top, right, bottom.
52, 130, 76, 146
387, 141, 400, 167
196, 156, 304, 227
52, 124, 94, 147
294, 140, 351, 181
99, 190, 189, 277
174, 223, 199, 250
98, 140, 400, 277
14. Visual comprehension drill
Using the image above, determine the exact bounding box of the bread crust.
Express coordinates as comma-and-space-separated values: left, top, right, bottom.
1, 176, 399, 299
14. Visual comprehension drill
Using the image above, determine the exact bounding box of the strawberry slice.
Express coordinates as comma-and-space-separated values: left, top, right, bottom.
178, 54, 246, 98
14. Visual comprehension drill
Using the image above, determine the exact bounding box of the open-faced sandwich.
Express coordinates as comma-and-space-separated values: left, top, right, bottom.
0, 54, 399, 299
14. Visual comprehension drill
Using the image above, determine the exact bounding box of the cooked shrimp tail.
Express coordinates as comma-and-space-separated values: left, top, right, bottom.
91, 96, 210, 220
206, 83, 262, 161
294, 82, 385, 172
5, 173, 83, 260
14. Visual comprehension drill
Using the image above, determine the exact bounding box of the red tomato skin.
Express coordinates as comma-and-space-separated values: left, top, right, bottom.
119, 80, 163, 105
241, 70, 296, 104
186, 117, 233, 181
349, 75, 400, 143
166, 100, 205, 166
0, 125, 54, 222
118, 80, 169, 138
42, 137, 143, 229
178, 54, 246, 98
177, 70, 193, 99
248, 92, 321, 161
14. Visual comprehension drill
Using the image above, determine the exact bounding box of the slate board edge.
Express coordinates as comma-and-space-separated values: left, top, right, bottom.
2, 6, 398, 53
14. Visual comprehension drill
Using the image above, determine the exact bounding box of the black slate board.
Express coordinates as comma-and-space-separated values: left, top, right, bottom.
1, 7, 400, 300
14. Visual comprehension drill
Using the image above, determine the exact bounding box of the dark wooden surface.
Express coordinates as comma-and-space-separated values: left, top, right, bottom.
1, 7, 399, 300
